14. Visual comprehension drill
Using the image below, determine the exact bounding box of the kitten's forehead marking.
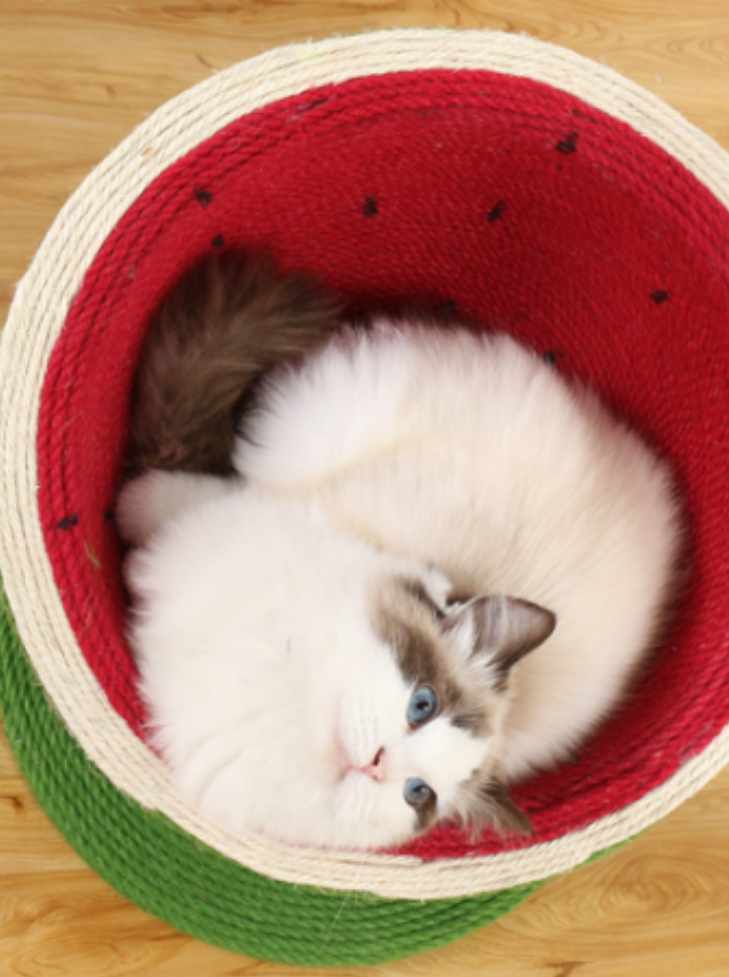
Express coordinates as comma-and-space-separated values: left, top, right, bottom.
400, 578, 446, 620
374, 580, 492, 737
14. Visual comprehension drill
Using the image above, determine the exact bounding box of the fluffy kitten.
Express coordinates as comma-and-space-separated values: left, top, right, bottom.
118, 254, 682, 850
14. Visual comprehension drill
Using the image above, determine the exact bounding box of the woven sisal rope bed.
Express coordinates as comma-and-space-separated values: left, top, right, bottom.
2, 28, 729, 967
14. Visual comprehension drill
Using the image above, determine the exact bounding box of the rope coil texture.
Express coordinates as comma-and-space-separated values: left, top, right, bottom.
1, 27, 729, 965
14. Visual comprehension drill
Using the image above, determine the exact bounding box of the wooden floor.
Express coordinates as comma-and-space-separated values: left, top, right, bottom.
2, 2, 729, 975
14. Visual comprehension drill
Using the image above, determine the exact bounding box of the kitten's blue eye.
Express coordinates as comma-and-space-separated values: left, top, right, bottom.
407, 685, 439, 726
404, 777, 435, 809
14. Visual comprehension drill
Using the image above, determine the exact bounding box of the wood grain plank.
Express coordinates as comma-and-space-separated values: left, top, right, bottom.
0, 731, 86, 877
2, 2, 729, 974
2, 738, 729, 977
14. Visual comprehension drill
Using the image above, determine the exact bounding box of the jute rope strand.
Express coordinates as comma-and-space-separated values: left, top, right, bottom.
0, 590, 546, 965
2, 28, 729, 900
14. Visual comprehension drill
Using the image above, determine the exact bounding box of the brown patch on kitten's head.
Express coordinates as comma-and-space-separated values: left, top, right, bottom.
128, 251, 341, 475
452, 776, 534, 840
373, 574, 556, 839
410, 784, 440, 834
375, 586, 493, 738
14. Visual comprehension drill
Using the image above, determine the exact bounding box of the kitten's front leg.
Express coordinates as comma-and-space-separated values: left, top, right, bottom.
116, 470, 242, 546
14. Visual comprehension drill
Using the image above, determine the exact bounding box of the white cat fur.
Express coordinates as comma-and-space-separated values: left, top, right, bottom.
119, 321, 681, 848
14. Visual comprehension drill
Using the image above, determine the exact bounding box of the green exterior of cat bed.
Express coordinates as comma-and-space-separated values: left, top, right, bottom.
2, 25, 729, 969
0, 576, 547, 966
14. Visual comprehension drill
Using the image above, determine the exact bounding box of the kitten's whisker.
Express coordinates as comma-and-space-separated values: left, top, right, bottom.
323, 890, 351, 946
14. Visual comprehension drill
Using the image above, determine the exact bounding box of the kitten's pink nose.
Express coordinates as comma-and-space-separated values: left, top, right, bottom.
359, 747, 386, 782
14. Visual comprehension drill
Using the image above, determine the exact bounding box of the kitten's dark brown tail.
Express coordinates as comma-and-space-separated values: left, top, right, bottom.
127, 252, 341, 475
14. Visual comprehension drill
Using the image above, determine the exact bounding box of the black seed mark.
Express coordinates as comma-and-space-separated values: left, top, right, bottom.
211, 234, 225, 249
104, 508, 114, 524
195, 189, 213, 208
543, 349, 564, 365
57, 513, 79, 531
487, 200, 506, 223
442, 299, 457, 319
363, 195, 379, 217
556, 132, 579, 155
650, 290, 670, 305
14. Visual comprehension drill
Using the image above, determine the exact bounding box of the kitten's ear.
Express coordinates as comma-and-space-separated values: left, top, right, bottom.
443, 595, 556, 684
467, 779, 533, 839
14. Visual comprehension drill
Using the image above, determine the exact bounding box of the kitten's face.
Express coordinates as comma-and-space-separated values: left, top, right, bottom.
307, 572, 554, 850
129, 487, 554, 852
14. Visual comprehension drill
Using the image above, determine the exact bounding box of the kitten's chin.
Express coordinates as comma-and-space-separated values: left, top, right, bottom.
198, 767, 420, 851
260, 821, 416, 853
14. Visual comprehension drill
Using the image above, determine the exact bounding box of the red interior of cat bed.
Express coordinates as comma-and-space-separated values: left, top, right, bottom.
38, 69, 729, 860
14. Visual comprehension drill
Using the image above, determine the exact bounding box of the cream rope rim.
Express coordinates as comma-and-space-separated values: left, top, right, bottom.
2, 28, 728, 900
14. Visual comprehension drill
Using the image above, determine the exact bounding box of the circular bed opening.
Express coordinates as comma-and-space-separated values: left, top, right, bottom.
3, 30, 729, 966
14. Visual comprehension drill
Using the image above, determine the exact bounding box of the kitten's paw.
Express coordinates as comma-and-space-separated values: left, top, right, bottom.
116, 470, 240, 546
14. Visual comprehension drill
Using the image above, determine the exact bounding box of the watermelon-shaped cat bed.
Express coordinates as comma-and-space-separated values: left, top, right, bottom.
1, 28, 729, 967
